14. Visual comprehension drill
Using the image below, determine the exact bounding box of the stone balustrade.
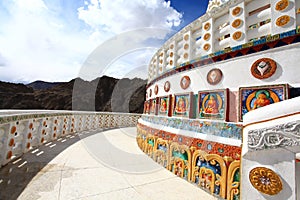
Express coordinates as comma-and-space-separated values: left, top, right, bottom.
241, 96, 300, 200
0, 110, 141, 168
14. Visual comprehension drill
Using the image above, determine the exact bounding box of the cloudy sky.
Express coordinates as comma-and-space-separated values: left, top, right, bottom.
0, 0, 208, 83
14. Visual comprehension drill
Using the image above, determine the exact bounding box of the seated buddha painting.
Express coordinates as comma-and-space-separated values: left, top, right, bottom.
198, 89, 228, 120
159, 96, 169, 115
150, 99, 157, 114
239, 84, 289, 121
173, 94, 190, 117
144, 100, 150, 114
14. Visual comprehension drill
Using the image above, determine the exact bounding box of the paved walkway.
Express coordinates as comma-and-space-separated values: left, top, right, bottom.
0, 127, 217, 200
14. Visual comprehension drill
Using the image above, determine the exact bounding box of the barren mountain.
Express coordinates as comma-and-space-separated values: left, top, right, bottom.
0, 76, 146, 113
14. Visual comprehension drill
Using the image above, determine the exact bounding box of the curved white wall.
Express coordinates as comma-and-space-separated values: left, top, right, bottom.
147, 43, 300, 100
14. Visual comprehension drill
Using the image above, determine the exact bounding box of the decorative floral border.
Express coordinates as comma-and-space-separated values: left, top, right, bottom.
141, 115, 242, 140
137, 122, 241, 160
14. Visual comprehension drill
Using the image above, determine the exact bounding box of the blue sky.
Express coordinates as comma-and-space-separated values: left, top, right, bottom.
0, 0, 209, 83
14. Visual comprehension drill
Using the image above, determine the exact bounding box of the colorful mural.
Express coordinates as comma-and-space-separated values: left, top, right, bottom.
141, 115, 242, 140
173, 93, 190, 117
137, 122, 241, 200
144, 100, 150, 114
198, 89, 228, 120
159, 96, 169, 115
239, 84, 288, 121
150, 99, 156, 114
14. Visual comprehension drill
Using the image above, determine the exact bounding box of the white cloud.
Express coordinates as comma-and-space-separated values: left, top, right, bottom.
0, 0, 182, 83
78, 0, 182, 33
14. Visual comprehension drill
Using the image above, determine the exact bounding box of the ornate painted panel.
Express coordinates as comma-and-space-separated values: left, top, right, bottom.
239, 84, 289, 121
136, 122, 241, 200
150, 98, 157, 115
158, 96, 169, 115
143, 100, 150, 114
141, 115, 242, 140
198, 89, 228, 120
173, 93, 191, 118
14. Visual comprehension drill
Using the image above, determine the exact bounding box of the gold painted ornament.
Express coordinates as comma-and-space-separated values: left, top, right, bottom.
203, 43, 211, 51
249, 167, 283, 195
232, 19, 242, 28
184, 43, 189, 50
184, 34, 189, 41
276, 15, 290, 27
232, 7, 242, 16
233, 31, 243, 40
184, 53, 189, 59
275, 0, 289, 11
204, 33, 211, 41
204, 22, 211, 31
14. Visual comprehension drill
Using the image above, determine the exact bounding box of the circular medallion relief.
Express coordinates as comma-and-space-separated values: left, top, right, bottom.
184, 34, 189, 41
203, 43, 211, 51
183, 53, 189, 59
249, 167, 283, 195
251, 58, 277, 79
204, 22, 211, 31
233, 31, 243, 40
232, 19, 243, 28
180, 76, 191, 90
275, 0, 289, 11
154, 85, 159, 95
184, 43, 189, 50
204, 33, 211, 41
232, 6, 242, 16
207, 68, 223, 85
276, 15, 290, 27
164, 81, 170, 92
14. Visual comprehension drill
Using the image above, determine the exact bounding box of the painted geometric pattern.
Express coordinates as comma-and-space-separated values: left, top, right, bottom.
141, 115, 242, 140
137, 123, 241, 200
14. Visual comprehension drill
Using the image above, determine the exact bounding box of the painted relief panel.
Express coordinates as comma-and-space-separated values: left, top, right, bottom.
159, 96, 169, 115
144, 100, 150, 114
150, 99, 157, 115
173, 93, 190, 117
239, 84, 288, 121
198, 89, 228, 120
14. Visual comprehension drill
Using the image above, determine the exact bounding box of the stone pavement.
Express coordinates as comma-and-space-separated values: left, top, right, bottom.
0, 127, 218, 200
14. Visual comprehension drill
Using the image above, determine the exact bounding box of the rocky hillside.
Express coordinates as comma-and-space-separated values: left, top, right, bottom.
0, 76, 146, 113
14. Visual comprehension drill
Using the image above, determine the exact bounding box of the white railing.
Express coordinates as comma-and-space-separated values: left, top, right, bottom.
241, 97, 300, 200
0, 110, 141, 168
